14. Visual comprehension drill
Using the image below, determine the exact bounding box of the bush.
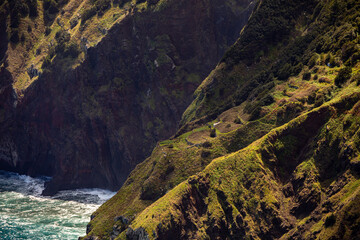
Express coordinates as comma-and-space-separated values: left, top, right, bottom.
201, 150, 211, 158
210, 128, 216, 138
202, 141, 212, 148
302, 71, 311, 80
324, 214, 336, 228
335, 66, 352, 86
45, 26, 51, 36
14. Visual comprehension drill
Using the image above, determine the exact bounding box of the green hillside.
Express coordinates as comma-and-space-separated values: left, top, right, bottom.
82, 0, 360, 239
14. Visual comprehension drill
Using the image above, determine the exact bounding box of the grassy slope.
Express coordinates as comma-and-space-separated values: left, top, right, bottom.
84, 0, 360, 239
1, 0, 151, 95
128, 86, 360, 240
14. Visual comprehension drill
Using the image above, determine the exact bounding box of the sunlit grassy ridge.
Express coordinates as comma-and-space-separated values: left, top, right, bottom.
125, 85, 360, 240
83, 0, 360, 239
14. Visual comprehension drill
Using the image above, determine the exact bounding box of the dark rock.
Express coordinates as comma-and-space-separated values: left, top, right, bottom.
114, 215, 129, 225
126, 227, 149, 240
27, 64, 40, 79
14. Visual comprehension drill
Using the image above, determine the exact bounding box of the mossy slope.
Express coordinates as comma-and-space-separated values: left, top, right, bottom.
120, 89, 360, 240
84, 0, 360, 239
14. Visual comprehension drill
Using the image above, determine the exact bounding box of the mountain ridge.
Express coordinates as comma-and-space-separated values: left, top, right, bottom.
82, 0, 360, 239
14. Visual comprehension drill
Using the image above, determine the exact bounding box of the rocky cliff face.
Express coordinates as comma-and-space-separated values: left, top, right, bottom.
0, 0, 256, 194
82, 0, 360, 239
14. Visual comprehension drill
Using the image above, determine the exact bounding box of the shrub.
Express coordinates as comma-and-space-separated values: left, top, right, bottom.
302, 71, 311, 80
314, 74, 318, 80
45, 26, 51, 36
210, 128, 216, 138
335, 66, 352, 86
140, 183, 164, 200
202, 141, 212, 148
324, 214, 336, 228
201, 150, 211, 158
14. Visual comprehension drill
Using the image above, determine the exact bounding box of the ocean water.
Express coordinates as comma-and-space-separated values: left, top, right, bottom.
0, 170, 115, 240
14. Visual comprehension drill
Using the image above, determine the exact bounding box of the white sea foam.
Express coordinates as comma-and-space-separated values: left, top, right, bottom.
0, 170, 116, 240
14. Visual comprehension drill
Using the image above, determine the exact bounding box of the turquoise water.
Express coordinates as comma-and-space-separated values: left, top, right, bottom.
0, 171, 115, 240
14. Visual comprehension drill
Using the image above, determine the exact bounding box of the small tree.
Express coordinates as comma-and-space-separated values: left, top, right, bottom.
210, 128, 216, 138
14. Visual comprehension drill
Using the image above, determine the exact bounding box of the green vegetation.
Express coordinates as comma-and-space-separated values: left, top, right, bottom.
81, 0, 112, 24
83, 0, 360, 239
1, 0, 360, 239
43, 0, 69, 25
335, 66, 352, 86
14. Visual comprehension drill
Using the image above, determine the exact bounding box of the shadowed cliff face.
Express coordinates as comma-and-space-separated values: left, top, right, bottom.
0, 0, 256, 194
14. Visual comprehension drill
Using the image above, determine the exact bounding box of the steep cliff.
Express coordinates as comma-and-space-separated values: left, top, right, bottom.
83, 0, 360, 239
0, 0, 256, 194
